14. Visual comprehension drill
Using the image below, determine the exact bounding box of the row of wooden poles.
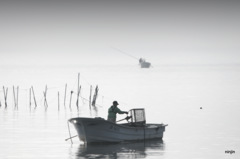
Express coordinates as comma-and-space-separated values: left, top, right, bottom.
0, 86, 19, 109
0, 73, 99, 111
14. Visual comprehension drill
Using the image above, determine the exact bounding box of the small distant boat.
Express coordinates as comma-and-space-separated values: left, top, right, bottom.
139, 58, 151, 68
111, 47, 152, 68
68, 109, 167, 144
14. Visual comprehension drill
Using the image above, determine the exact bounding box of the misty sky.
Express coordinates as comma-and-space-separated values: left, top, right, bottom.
1, 0, 240, 66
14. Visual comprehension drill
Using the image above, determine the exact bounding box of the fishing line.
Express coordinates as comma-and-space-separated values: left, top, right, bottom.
111, 47, 139, 60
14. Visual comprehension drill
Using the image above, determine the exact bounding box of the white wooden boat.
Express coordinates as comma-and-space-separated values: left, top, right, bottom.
69, 109, 167, 143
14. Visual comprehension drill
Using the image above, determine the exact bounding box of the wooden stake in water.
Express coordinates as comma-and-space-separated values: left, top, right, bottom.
16, 86, 19, 109
92, 85, 99, 116
89, 85, 92, 111
92, 85, 99, 107
29, 88, 31, 107
76, 87, 81, 110
31, 86, 37, 108
12, 86, 19, 109
67, 121, 73, 144
3, 86, 8, 108
65, 135, 78, 141
43, 85, 48, 109
64, 84, 67, 109
69, 91, 73, 111
13, 86, 16, 108
29, 88, 32, 110
58, 91, 60, 111
76, 73, 80, 110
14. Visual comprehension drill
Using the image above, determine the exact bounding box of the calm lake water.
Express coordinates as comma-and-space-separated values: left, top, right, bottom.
1, 63, 240, 159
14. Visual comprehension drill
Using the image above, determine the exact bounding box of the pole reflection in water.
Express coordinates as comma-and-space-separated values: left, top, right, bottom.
75, 139, 165, 158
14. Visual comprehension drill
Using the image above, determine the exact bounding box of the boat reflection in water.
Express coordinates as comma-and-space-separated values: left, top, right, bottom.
76, 139, 165, 158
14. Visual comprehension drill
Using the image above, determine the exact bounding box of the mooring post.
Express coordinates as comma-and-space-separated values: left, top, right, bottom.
64, 84, 67, 109
16, 86, 19, 109
12, 86, 19, 109
58, 91, 60, 111
3, 86, 8, 108
31, 86, 37, 108
69, 91, 73, 111
76, 86, 81, 111
13, 86, 16, 108
76, 73, 80, 110
92, 85, 99, 106
67, 121, 73, 144
29, 88, 32, 109
89, 85, 92, 111
78, 86, 81, 103
43, 85, 48, 109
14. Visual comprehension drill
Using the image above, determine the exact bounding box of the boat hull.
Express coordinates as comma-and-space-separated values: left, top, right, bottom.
140, 62, 151, 68
69, 117, 167, 143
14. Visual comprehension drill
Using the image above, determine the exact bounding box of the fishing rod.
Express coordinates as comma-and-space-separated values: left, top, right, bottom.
111, 47, 139, 60
117, 116, 132, 122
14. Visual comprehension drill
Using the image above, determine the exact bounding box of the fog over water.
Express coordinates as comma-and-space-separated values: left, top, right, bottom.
1, 0, 240, 159
1, 0, 240, 66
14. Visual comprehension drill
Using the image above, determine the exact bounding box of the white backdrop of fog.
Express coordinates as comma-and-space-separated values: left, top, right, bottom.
0, 0, 240, 66
1, 1, 240, 158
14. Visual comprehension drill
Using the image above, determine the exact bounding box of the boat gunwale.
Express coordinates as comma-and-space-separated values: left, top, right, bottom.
69, 117, 167, 130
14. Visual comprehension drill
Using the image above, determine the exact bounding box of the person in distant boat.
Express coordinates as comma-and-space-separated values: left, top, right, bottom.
139, 58, 146, 63
107, 101, 128, 123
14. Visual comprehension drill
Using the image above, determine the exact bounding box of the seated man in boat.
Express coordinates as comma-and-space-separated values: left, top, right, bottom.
139, 58, 146, 63
107, 101, 128, 123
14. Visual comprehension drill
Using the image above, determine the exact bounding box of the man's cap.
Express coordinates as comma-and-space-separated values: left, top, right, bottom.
113, 101, 119, 105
